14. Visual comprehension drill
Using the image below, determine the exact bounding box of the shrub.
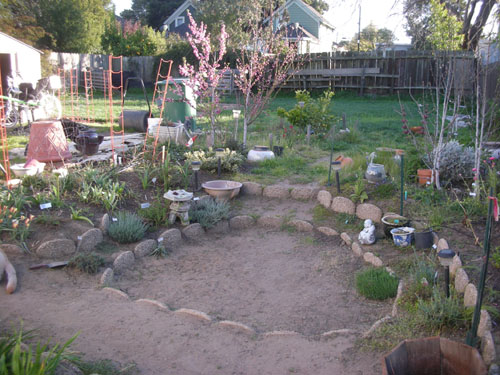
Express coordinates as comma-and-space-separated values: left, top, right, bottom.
184, 148, 244, 174
138, 200, 170, 228
417, 289, 468, 331
68, 253, 105, 274
356, 268, 399, 300
189, 199, 230, 229
425, 140, 475, 184
107, 212, 148, 244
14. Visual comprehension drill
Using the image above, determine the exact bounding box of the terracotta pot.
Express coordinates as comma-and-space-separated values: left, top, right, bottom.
410, 126, 424, 135
417, 169, 433, 186
335, 155, 353, 168
26, 120, 72, 162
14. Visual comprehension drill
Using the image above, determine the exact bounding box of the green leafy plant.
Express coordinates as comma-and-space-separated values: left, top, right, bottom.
491, 246, 500, 269
139, 165, 153, 190
0, 186, 32, 211
107, 211, 148, 244
0, 328, 78, 375
70, 207, 94, 226
73, 358, 136, 375
350, 178, 368, 203
184, 148, 244, 174
138, 200, 169, 228
68, 252, 105, 274
150, 245, 169, 258
188, 199, 230, 229
0, 204, 34, 242
417, 289, 468, 331
34, 212, 60, 226
355, 267, 399, 300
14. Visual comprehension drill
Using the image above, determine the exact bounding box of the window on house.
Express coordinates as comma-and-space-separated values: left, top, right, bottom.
175, 17, 185, 28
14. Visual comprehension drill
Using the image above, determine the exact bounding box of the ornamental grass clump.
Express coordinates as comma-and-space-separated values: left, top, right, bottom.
68, 252, 105, 274
189, 199, 229, 229
107, 211, 148, 244
356, 267, 399, 300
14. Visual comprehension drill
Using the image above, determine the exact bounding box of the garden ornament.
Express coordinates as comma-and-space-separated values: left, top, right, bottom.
358, 219, 376, 245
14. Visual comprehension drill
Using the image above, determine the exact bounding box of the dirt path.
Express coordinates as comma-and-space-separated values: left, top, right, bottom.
1, 197, 391, 374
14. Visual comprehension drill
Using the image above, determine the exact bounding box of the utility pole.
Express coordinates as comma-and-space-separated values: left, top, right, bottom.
357, 3, 361, 52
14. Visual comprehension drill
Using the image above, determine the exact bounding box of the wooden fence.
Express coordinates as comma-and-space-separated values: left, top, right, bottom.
285, 50, 476, 95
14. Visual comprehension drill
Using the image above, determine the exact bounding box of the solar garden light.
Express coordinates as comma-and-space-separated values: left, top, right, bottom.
233, 110, 241, 141
437, 249, 456, 298
191, 160, 201, 191
215, 148, 224, 178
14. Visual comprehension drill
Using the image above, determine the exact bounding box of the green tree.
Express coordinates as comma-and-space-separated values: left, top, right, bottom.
428, 0, 463, 50
0, 0, 47, 47
38, 0, 112, 52
348, 23, 396, 51
121, 0, 184, 30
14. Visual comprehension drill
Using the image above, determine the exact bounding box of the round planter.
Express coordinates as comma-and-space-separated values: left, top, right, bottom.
414, 229, 434, 249
390, 227, 415, 247
382, 214, 410, 238
417, 169, 433, 186
247, 146, 275, 162
201, 180, 242, 201
75, 129, 104, 156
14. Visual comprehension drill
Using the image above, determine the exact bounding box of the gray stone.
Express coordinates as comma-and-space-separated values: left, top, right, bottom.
0, 244, 24, 256
182, 223, 205, 240
241, 182, 263, 196
317, 190, 332, 209
257, 215, 282, 229
263, 185, 290, 199
99, 213, 110, 234
356, 203, 383, 223
134, 239, 157, 258
331, 197, 355, 215
290, 187, 315, 201
158, 228, 182, 249
113, 251, 135, 272
455, 268, 469, 293
481, 331, 496, 366
489, 364, 499, 375
317, 227, 338, 236
352, 242, 363, 257
76, 228, 103, 252
450, 255, 462, 278
229, 215, 255, 230
464, 283, 478, 307
363, 252, 383, 267
437, 238, 449, 251
208, 220, 230, 234
341, 232, 352, 246
100, 268, 114, 286
478, 310, 492, 338
36, 239, 76, 258
288, 219, 313, 232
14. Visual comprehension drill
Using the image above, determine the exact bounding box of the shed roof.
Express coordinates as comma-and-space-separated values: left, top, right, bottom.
0, 31, 43, 54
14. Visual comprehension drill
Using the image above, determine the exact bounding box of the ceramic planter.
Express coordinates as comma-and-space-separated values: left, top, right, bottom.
247, 146, 275, 162
382, 214, 410, 238
390, 227, 415, 247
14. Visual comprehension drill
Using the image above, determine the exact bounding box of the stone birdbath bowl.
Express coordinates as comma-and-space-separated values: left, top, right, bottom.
201, 180, 242, 201
163, 189, 193, 225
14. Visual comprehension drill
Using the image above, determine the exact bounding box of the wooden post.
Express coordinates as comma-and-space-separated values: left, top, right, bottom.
306, 125, 311, 145
342, 113, 346, 129
269, 133, 273, 150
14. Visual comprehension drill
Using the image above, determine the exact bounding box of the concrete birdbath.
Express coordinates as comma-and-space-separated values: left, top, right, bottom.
163, 189, 193, 225
201, 180, 242, 201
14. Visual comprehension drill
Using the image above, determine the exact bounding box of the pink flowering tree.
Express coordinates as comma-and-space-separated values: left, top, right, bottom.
179, 11, 229, 143
234, 13, 301, 147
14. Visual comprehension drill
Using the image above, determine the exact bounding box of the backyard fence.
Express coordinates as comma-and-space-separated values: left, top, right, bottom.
50, 50, 480, 95
285, 50, 477, 95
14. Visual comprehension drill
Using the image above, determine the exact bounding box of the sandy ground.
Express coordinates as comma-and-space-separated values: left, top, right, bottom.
0, 197, 392, 374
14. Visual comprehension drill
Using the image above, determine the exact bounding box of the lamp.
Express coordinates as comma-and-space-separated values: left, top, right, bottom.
233, 110, 241, 141
215, 148, 224, 178
298, 101, 305, 108
438, 249, 456, 298
191, 160, 201, 191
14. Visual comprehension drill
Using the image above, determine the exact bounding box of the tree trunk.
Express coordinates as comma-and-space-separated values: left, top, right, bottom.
462, 0, 496, 51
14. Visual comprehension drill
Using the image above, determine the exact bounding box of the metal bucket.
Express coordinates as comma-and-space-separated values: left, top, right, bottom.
121, 110, 149, 132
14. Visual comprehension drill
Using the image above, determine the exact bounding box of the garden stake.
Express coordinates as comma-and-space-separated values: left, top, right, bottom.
466, 187, 494, 347
400, 154, 404, 216
327, 139, 334, 186
335, 170, 341, 194
306, 125, 311, 145
269, 133, 273, 150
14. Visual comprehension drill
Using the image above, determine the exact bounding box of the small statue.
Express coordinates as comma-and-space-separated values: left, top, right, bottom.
358, 219, 376, 245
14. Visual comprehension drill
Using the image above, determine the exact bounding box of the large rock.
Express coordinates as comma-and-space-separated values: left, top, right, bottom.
36, 239, 76, 258
363, 252, 383, 267
99, 213, 110, 234
288, 219, 313, 232
454, 268, 469, 293
0, 244, 24, 256
340, 232, 352, 246
229, 215, 255, 230
158, 228, 182, 249
450, 255, 462, 278
317, 190, 332, 209
76, 228, 103, 252
481, 331, 496, 366
356, 203, 383, 223
290, 187, 315, 201
182, 223, 205, 240
257, 215, 282, 229
113, 251, 135, 272
100, 268, 114, 286
352, 242, 363, 257
331, 197, 355, 215
263, 185, 290, 199
437, 238, 449, 251
317, 227, 338, 236
134, 239, 157, 258
478, 309, 492, 338
241, 182, 263, 196
463, 283, 478, 307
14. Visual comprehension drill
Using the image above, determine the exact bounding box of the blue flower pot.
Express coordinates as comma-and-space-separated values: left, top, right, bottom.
390, 227, 415, 247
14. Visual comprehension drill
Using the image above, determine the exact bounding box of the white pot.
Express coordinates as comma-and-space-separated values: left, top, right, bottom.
247, 146, 275, 162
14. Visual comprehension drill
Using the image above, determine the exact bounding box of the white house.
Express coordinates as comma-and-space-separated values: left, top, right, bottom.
0, 32, 42, 91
